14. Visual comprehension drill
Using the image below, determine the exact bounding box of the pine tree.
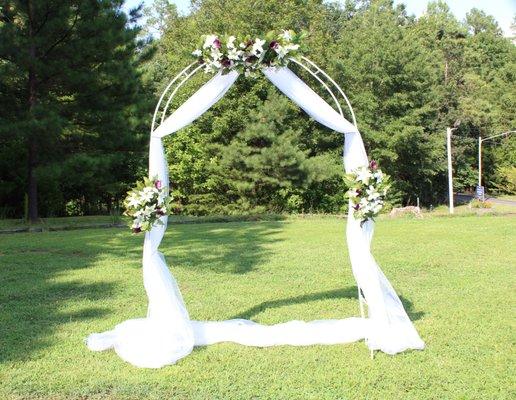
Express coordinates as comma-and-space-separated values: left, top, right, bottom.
0, 0, 143, 220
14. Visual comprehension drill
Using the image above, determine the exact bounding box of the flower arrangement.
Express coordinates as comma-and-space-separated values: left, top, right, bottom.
191, 30, 306, 77
344, 160, 390, 226
123, 177, 173, 233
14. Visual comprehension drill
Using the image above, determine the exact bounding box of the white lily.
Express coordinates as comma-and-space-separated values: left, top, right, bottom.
203, 34, 217, 49
142, 204, 156, 218
126, 194, 140, 208
372, 203, 383, 214
140, 188, 154, 203
347, 188, 360, 198
157, 190, 167, 205
274, 44, 288, 59
367, 186, 380, 201
210, 48, 222, 60
251, 38, 266, 56
356, 168, 371, 184
227, 36, 236, 48
227, 48, 242, 61
281, 30, 292, 41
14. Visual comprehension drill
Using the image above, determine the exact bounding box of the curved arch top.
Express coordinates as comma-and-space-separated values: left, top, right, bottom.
150, 58, 358, 136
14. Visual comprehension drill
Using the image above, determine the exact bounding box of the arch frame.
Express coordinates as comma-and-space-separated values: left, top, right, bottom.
151, 57, 358, 133
149, 58, 367, 318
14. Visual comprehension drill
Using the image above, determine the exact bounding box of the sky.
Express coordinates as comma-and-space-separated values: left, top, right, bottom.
123, 0, 515, 37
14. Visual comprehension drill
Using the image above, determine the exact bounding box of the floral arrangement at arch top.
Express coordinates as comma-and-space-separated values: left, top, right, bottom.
191, 29, 307, 77
123, 176, 173, 233
344, 160, 390, 226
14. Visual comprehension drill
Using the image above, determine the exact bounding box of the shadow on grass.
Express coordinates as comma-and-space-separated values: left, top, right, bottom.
231, 287, 424, 321
0, 231, 123, 364
165, 220, 286, 274
0, 220, 288, 363
399, 295, 425, 321
231, 287, 358, 319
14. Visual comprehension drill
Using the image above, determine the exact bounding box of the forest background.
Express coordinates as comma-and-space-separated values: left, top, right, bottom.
1, 0, 514, 220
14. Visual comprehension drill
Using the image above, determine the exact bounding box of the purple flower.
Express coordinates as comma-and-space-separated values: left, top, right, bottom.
132, 227, 142, 233
269, 40, 279, 49
213, 38, 222, 49
369, 160, 378, 170
353, 204, 360, 211
221, 57, 231, 68
155, 180, 162, 189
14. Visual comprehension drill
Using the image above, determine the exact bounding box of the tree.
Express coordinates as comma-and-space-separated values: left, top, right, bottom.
0, 0, 144, 220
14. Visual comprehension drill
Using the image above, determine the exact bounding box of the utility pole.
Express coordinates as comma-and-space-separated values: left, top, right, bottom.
446, 121, 461, 214
447, 127, 454, 214
478, 136, 482, 187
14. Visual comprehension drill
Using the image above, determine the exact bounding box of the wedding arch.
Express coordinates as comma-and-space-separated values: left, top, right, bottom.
86, 34, 424, 368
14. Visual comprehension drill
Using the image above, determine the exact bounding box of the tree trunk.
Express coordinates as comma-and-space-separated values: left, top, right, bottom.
27, 136, 38, 222
27, 0, 38, 223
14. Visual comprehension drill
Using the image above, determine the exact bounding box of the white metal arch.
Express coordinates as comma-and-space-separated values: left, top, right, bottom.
149, 58, 367, 321
150, 57, 358, 135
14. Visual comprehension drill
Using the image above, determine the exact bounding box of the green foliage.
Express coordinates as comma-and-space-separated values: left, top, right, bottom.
146, 0, 514, 214
0, 0, 147, 218
1, 0, 514, 217
493, 165, 516, 194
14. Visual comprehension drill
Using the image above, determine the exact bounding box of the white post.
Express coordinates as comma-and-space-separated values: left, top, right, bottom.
447, 127, 454, 214
478, 136, 482, 187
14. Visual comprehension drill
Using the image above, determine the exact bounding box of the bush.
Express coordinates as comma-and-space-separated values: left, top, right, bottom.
469, 199, 493, 209
493, 166, 516, 195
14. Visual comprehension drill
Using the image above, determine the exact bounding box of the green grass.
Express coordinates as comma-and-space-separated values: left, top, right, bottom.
498, 195, 516, 202
0, 215, 515, 399
0, 215, 124, 231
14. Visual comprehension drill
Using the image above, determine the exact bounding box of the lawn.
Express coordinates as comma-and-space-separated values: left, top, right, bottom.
0, 215, 514, 399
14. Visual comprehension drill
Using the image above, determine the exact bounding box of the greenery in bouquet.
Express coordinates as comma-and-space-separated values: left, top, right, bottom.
344, 160, 390, 226
191, 29, 307, 77
123, 176, 173, 233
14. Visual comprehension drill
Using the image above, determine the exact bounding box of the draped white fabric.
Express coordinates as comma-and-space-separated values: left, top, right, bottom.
262, 67, 357, 134
264, 67, 423, 354
86, 71, 239, 368
151, 70, 240, 138
87, 66, 423, 368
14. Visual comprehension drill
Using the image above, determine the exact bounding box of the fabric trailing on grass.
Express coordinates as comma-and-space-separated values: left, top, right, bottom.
86, 66, 424, 368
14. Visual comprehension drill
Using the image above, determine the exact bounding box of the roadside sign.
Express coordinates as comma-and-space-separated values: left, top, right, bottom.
475, 185, 485, 200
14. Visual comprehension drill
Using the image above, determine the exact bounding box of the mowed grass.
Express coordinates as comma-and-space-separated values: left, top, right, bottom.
0, 215, 514, 400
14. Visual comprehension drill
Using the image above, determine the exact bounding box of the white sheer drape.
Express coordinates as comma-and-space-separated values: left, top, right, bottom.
264, 66, 424, 354
151, 71, 240, 138
86, 71, 239, 368
87, 66, 423, 368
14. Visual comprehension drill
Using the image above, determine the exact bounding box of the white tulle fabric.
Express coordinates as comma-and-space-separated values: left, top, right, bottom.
86, 67, 423, 368
262, 67, 358, 134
